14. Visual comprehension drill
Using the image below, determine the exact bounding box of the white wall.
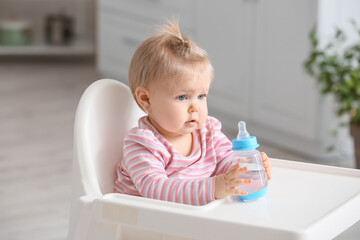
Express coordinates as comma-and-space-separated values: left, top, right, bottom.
318, 0, 360, 48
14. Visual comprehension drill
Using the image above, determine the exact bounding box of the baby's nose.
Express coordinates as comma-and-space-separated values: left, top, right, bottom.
189, 103, 199, 112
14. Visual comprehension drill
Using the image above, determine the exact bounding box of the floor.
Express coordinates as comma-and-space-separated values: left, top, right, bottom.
0, 58, 358, 239
0, 57, 99, 240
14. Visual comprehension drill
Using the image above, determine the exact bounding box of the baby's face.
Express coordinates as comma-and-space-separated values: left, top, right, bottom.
147, 65, 212, 139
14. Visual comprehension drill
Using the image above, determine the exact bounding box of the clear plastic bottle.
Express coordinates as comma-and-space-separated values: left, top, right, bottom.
231, 121, 268, 201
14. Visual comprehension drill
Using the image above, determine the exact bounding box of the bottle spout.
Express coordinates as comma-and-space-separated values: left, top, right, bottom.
232, 121, 259, 150
237, 121, 250, 140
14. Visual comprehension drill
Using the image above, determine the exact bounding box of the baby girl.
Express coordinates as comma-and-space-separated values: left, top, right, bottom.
114, 20, 271, 206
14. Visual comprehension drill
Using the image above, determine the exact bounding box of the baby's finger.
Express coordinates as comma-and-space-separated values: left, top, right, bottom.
228, 163, 241, 172
261, 152, 269, 160
263, 159, 270, 168
266, 164, 272, 171
233, 189, 248, 196
223, 164, 240, 181
230, 178, 252, 188
266, 168, 272, 180
225, 163, 241, 175
227, 166, 248, 180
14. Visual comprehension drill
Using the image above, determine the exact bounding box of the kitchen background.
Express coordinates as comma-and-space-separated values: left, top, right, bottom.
0, 0, 359, 239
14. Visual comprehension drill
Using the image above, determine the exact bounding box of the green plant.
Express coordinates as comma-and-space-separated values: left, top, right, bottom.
304, 20, 360, 126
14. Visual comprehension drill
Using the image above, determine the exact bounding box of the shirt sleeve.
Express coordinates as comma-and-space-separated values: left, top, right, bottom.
208, 117, 237, 175
122, 129, 216, 206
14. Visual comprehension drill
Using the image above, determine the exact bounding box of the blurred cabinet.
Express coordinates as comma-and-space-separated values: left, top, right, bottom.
97, 0, 356, 162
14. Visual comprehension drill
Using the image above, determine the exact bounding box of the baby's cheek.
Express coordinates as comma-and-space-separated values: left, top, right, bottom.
198, 116, 207, 127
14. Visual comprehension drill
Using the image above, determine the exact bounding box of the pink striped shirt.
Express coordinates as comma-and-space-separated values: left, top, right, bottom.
114, 116, 236, 206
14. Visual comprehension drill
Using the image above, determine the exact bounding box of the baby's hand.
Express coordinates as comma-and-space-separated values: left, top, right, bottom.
214, 163, 252, 199
261, 152, 272, 180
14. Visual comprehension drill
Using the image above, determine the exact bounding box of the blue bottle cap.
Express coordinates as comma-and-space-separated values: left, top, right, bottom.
232, 136, 259, 150
232, 121, 259, 150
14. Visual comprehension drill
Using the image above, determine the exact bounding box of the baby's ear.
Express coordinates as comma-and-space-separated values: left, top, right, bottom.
135, 86, 150, 112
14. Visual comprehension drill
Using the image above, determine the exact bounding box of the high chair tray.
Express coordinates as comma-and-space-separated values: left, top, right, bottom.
93, 159, 360, 240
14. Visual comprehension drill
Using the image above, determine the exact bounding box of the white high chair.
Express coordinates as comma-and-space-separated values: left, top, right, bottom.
68, 79, 360, 240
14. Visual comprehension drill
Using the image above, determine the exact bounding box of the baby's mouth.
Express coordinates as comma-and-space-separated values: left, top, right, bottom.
186, 119, 197, 124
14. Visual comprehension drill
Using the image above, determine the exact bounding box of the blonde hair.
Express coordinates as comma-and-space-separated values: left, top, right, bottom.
128, 20, 213, 108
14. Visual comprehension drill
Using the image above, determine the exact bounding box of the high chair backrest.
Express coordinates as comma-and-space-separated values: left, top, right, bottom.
72, 79, 144, 200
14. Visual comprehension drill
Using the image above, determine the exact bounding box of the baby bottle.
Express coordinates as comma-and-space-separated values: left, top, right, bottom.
232, 121, 268, 201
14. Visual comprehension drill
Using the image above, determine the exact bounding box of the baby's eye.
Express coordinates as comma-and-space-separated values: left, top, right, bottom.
198, 94, 207, 99
177, 95, 187, 101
